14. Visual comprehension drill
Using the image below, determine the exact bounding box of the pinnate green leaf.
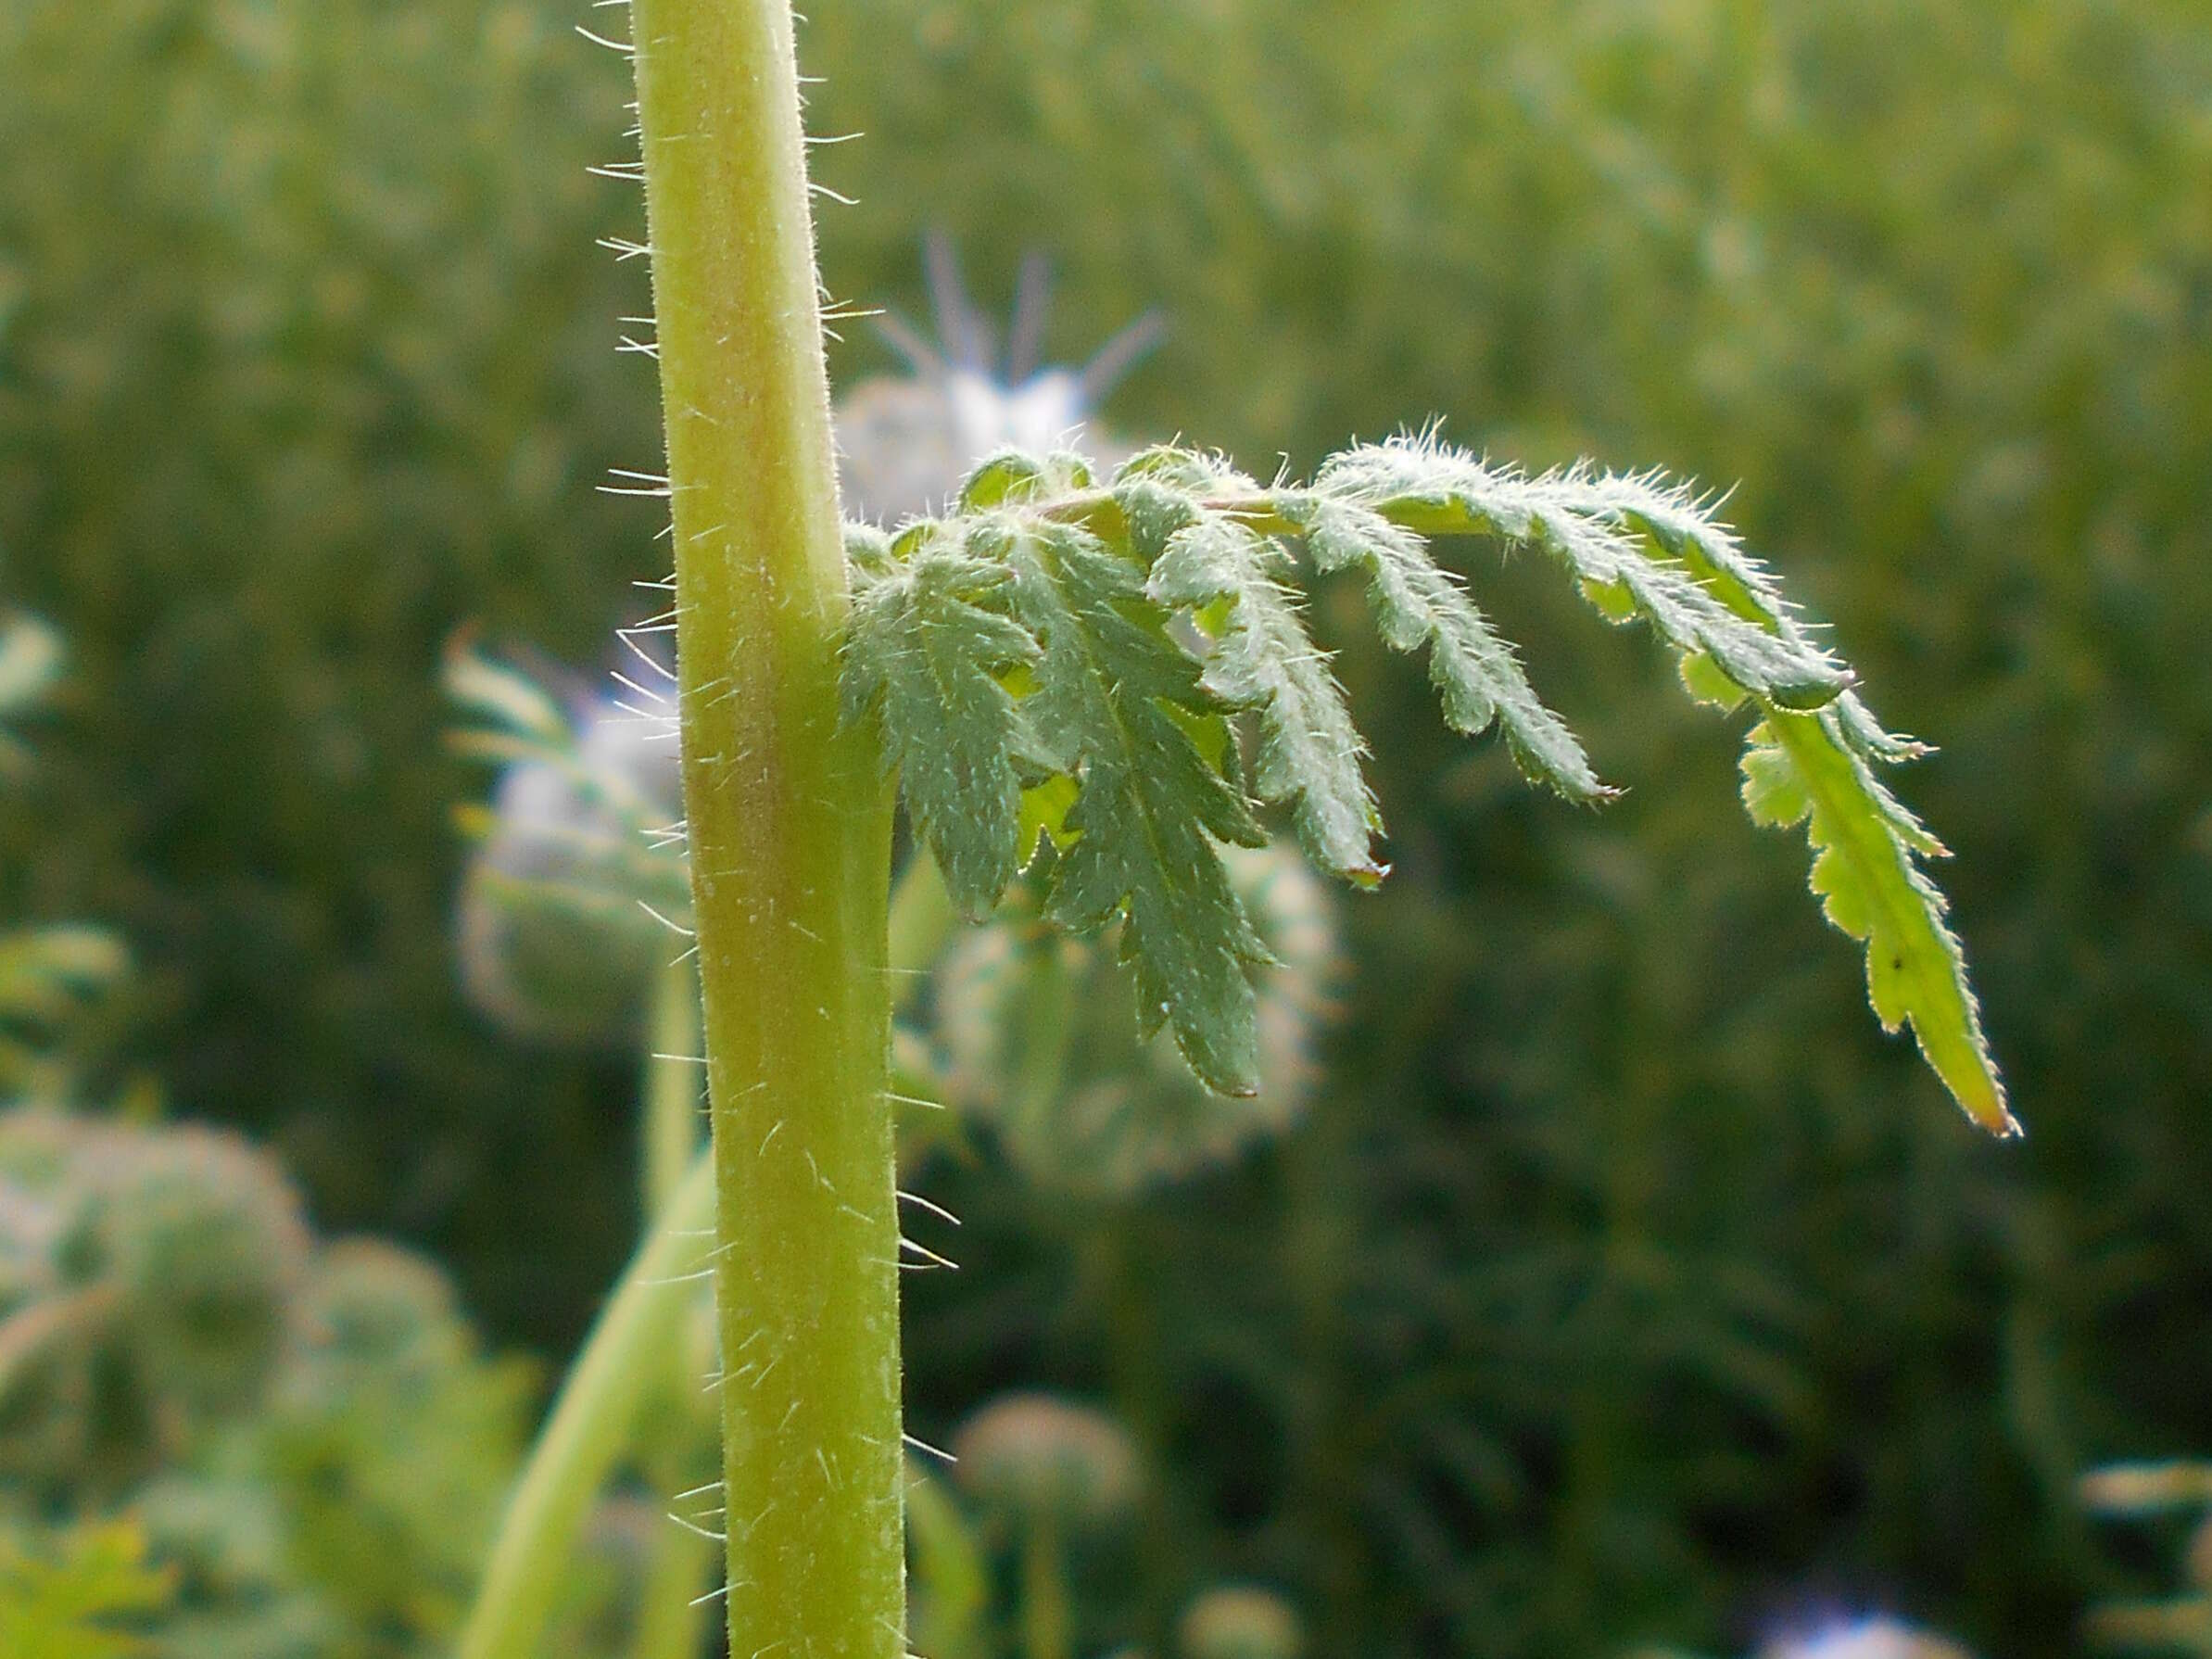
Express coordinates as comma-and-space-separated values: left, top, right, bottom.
1272, 490, 1607, 802
1743, 709, 2013, 1133
834, 438, 2006, 1127
1317, 437, 1852, 711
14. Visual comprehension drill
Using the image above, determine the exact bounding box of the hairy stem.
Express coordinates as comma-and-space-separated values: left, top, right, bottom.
629, 4, 904, 1659
456, 856, 948, 1659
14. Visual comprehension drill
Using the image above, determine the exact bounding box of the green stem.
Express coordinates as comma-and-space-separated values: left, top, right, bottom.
457, 1154, 717, 1659
642, 955, 702, 1217
457, 855, 951, 1659
628, 1504, 716, 1659
1018, 1519, 1073, 1659
629, 5, 904, 1659
626, 957, 715, 1659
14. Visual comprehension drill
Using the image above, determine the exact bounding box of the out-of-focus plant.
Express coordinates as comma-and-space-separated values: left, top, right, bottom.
903, 1409, 1310, 1659
2080, 1461, 2212, 1653
908, 1458, 993, 1659
0, 924, 129, 1101
921, 842, 1338, 1645
0, 606, 64, 779
836, 234, 1158, 527
446, 642, 688, 1049
0, 1517, 173, 1659
0, 603, 127, 1102
0, 596, 549, 1657
0, 1106, 537, 1659
954, 1393, 1140, 1659
0, 1110, 308, 1496
1176, 1584, 1304, 1659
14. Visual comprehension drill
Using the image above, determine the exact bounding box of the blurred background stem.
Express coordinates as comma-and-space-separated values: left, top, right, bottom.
1020, 1517, 1073, 1659
456, 1152, 717, 1659
641, 956, 702, 1220
626, 955, 715, 1659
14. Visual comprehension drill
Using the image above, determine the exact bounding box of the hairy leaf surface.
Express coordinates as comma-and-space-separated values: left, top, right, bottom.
1742, 710, 2012, 1133
1147, 512, 1384, 881
834, 439, 2006, 1126
1003, 521, 1270, 1095
1274, 493, 1608, 802
841, 534, 1040, 916
1318, 437, 1852, 710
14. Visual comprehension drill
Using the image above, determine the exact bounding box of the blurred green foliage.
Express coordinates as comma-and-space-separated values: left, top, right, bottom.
0, 1108, 537, 1658
2081, 1462, 2212, 1652
0, 1517, 172, 1659
4, 0, 2209, 1654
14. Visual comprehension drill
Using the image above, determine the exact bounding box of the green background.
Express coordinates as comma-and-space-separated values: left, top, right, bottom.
4, 0, 2208, 1652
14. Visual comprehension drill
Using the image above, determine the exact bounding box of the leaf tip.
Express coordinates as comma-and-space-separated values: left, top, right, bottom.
1942, 1057, 2019, 1139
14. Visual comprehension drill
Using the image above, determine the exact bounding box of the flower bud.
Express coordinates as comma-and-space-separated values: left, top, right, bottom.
951, 1392, 1139, 1534
1178, 1585, 1303, 1659
454, 673, 690, 1046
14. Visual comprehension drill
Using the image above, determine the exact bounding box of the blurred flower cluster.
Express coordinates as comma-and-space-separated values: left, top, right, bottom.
0, 603, 542, 1657
0, 1106, 536, 1658
834, 234, 1158, 526
446, 642, 686, 1047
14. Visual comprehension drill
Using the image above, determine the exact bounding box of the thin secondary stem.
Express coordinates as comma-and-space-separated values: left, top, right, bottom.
887, 849, 955, 994
630, 7, 904, 1659
628, 1501, 718, 1659
1019, 1520, 1073, 1659
455, 1153, 717, 1659
628, 956, 716, 1659
642, 954, 703, 1217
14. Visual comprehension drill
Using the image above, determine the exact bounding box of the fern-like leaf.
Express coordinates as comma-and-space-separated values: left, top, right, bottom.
836, 436, 2008, 1130
1317, 437, 1852, 711
1276, 491, 1609, 803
